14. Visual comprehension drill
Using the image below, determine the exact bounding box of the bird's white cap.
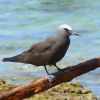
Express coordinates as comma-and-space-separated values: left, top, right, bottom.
59, 24, 72, 31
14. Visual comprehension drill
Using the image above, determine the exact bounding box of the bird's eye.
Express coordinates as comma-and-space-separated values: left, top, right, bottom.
63, 28, 69, 32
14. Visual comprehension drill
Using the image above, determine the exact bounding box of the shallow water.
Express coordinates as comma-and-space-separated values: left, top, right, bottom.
0, 0, 99, 98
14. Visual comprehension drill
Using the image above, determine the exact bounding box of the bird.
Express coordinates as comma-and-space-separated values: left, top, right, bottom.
0, 24, 79, 82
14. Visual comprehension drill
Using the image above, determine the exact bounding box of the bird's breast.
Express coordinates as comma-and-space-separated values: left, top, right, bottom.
49, 37, 70, 64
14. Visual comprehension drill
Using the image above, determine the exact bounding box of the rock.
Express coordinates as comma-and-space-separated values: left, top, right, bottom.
28, 82, 97, 100
0, 79, 15, 93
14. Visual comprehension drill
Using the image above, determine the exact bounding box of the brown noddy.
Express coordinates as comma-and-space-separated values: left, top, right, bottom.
0, 24, 79, 82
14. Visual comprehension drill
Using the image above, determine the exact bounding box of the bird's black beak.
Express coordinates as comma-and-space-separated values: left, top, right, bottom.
69, 30, 79, 36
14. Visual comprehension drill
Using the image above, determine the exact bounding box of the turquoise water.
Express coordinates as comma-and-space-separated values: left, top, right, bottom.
0, 0, 99, 98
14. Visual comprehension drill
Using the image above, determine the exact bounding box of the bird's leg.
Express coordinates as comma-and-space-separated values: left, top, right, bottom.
44, 66, 50, 75
54, 63, 61, 71
44, 66, 55, 83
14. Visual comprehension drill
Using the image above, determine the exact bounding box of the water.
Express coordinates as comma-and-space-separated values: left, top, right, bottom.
0, 0, 99, 98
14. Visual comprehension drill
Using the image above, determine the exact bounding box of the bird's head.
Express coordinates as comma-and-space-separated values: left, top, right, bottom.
58, 24, 79, 36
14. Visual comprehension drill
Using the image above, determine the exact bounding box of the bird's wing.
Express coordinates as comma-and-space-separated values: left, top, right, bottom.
3, 36, 57, 65
28, 38, 56, 53
16, 37, 56, 64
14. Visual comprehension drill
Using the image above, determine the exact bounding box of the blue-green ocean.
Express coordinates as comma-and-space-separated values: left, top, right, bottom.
0, 0, 99, 98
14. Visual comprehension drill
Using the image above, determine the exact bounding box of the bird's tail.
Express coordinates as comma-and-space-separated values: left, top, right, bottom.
0, 56, 22, 63
0, 53, 29, 64
0, 50, 31, 64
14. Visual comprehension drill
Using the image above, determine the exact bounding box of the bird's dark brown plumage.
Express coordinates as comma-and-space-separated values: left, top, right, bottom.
1, 24, 79, 82
3, 33, 70, 66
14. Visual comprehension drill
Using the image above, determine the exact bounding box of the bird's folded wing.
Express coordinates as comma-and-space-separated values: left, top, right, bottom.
28, 39, 56, 53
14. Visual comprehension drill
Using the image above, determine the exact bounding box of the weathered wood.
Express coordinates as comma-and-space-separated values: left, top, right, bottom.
0, 57, 100, 100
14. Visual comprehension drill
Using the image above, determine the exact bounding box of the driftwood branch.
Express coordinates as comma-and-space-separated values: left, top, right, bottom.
0, 57, 100, 100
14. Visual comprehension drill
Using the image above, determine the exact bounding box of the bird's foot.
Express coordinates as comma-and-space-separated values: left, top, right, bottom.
54, 64, 63, 72
56, 68, 63, 72
47, 74, 56, 83
57, 68, 62, 71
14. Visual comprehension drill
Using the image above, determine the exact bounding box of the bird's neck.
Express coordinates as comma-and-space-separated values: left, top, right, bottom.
57, 33, 70, 40
56, 34, 70, 46
65, 36, 70, 44
66, 36, 70, 40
